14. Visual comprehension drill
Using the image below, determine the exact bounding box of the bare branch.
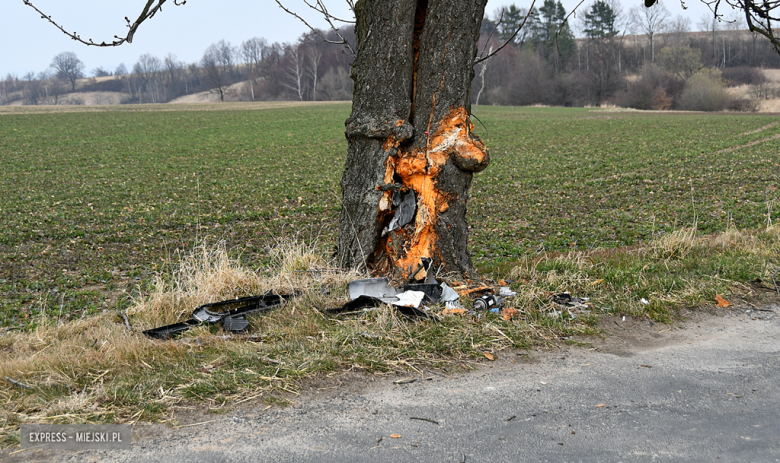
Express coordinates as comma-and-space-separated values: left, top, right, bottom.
275, 0, 356, 56
474, 0, 537, 65
684, 0, 780, 53
554, 0, 586, 56
302, 0, 356, 23
477, 10, 504, 61
22, 0, 186, 47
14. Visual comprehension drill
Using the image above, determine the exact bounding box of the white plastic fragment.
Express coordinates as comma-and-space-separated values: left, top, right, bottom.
439, 282, 460, 302
394, 290, 426, 309
640, 298, 650, 305
499, 287, 517, 297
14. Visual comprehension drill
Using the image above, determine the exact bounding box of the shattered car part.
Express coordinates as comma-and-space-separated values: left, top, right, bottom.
143, 293, 294, 340
439, 283, 460, 303
406, 256, 435, 284
499, 287, 517, 297
326, 295, 439, 321
394, 290, 426, 308
142, 318, 202, 340
348, 277, 400, 303
382, 190, 417, 236
402, 284, 443, 304
551, 292, 590, 309
473, 294, 503, 311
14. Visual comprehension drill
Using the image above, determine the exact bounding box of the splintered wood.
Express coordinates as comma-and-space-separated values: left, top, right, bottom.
375, 107, 488, 277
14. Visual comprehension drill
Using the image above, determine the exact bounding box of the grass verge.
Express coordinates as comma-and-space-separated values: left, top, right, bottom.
1, 224, 778, 447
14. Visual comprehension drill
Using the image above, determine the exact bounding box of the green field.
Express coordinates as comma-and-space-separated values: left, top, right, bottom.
1, 103, 779, 326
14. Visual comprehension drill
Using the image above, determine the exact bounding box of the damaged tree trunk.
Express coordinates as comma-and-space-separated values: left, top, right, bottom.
339, 0, 489, 279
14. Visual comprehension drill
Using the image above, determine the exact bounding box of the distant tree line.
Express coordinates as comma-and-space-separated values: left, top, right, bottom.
3, 1, 780, 111
473, 0, 780, 111
0, 28, 355, 106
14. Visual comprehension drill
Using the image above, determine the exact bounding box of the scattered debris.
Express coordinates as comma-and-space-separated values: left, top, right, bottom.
499, 287, 517, 297
484, 352, 495, 361
348, 277, 399, 303
390, 434, 402, 439
143, 293, 294, 339
4, 376, 33, 390
382, 190, 417, 237
456, 285, 493, 297
440, 283, 460, 303
474, 294, 503, 311
551, 292, 590, 309
335, 258, 472, 321
327, 294, 438, 320
640, 298, 650, 305
640, 364, 652, 368
506, 415, 516, 421
595, 404, 605, 408
715, 294, 731, 308
773, 267, 780, 295
442, 307, 467, 315
402, 284, 442, 303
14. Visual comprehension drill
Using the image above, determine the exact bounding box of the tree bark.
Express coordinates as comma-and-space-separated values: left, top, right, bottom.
338, 0, 489, 279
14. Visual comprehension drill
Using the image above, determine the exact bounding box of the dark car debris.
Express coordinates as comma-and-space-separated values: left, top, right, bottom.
143, 293, 295, 339
143, 257, 520, 339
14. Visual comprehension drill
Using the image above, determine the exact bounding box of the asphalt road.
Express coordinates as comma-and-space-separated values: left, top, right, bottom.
6, 305, 780, 463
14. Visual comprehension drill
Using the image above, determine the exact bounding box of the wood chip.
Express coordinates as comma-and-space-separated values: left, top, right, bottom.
456, 285, 492, 296
442, 307, 466, 315
715, 294, 731, 308
595, 404, 606, 408
484, 352, 495, 361
390, 434, 402, 438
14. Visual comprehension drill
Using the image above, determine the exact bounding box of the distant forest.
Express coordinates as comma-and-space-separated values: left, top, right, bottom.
2, 1, 780, 111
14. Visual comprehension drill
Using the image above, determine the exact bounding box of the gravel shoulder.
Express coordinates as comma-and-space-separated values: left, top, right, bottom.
5, 303, 780, 463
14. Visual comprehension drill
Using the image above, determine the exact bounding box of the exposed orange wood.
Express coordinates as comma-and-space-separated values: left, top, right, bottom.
373, 106, 488, 278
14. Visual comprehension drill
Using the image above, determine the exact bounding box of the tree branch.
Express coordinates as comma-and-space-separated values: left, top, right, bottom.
474, 0, 537, 65
22, 0, 186, 47
275, 0, 356, 56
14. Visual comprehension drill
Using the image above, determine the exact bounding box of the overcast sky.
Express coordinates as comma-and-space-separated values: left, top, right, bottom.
2, 0, 727, 78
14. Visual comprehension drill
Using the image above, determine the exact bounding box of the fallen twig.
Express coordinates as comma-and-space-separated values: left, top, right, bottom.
393, 378, 416, 385
410, 416, 439, 424
4, 376, 33, 390
772, 267, 779, 296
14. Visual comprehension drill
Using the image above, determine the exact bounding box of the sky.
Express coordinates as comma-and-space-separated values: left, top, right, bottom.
1, 0, 726, 78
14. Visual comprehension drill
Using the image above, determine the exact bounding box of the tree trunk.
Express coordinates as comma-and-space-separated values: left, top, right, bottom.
338, 0, 489, 279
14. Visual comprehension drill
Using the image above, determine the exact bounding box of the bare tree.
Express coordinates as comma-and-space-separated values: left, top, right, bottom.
631, 1, 670, 62
667, 14, 692, 44
240, 37, 266, 101
163, 53, 182, 98
284, 43, 305, 101
201, 42, 232, 101
307, 46, 323, 101
215, 40, 237, 77
50, 51, 84, 91
134, 53, 163, 103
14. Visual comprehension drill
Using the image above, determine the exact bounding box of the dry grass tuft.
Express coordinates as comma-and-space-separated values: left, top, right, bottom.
651, 227, 698, 260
